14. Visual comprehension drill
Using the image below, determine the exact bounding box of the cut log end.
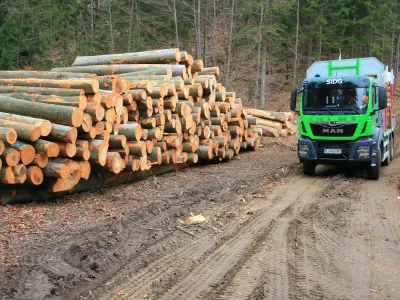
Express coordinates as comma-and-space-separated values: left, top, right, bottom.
26, 166, 44, 185
72, 108, 84, 128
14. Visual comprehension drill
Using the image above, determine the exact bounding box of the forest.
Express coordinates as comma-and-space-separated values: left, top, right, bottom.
0, 0, 398, 108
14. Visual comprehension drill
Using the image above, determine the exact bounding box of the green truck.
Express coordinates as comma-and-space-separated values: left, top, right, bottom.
291, 57, 395, 179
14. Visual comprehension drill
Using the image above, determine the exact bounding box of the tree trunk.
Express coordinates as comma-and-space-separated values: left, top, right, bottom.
254, 0, 265, 107
0, 78, 99, 93
0, 86, 85, 96
173, 0, 179, 48
318, 5, 323, 60
4, 93, 87, 110
0, 119, 41, 142
32, 140, 60, 157
260, 41, 267, 109
0, 112, 52, 137
293, 0, 300, 88
256, 118, 282, 129
0, 96, 84, 128
72, 49, 181, 66
225, 0, 235, 89
246, 108, 289, 122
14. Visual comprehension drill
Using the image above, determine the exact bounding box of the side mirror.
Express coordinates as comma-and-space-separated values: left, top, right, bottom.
378, 87, 387, 110
290, 89, 297, 111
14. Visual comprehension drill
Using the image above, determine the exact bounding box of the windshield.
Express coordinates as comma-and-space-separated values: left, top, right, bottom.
303, 83, 369, 114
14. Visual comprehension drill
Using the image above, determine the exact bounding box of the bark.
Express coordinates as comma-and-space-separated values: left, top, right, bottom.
32, 140, 60, 157
0, 119, 41, 142
0, 71, 95, 80
75, 147, 91, 161
56, 142, 76, 157
119, 68, 173, 77
0, 88, 86, 100
4, 93, 87, 110
0, 96, 84, 128
0, 112, 52, 137
85, 103, 105, 122
0, 78, 99, 93
32, 153, 48, 168
72, 49, 181, 66
114, 123, 142, 141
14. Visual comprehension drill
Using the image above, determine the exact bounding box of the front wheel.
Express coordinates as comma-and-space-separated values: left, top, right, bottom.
303, 162, 316, 176
367, 149, 381, 180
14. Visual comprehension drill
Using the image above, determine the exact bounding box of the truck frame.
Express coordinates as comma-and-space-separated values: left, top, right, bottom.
291, 57, 395, 179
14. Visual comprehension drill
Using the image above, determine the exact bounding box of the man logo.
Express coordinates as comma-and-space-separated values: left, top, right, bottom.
323, 128, 344, 134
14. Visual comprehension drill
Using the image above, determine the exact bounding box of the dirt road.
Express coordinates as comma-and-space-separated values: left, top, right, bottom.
1, 140, 400, 299
94, 161, 400, 300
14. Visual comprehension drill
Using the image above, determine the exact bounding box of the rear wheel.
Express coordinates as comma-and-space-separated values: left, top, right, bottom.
303, 161, 316, 176
367, 149, 381, 180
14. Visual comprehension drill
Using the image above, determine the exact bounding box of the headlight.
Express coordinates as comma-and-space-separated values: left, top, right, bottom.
298, 144, 310, 157
356, 145, 371, 159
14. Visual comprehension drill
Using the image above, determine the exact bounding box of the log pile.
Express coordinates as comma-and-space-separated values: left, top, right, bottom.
246, 108, 297, 138
0, 48, 260, 197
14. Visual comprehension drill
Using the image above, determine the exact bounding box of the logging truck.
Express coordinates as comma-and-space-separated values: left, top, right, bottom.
291, 57, 396, 179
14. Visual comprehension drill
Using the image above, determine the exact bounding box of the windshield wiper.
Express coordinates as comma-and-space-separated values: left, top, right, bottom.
304, 108, 333, 115
320, 108, 334, 115
344, 108, 361, 115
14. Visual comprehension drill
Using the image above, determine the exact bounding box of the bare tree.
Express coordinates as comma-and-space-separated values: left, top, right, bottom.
225, 0, 235, 89
396, 32, 400, 75
260, 41, 267, 109
197, 0, 202, 58
193, 0, 202, 59
108, 0, 114, 54
128, 0, 135, 52
293, 0, 300, 87
173, 0, 179, 47
212, 0, 217, 64
254, 0, 265, 107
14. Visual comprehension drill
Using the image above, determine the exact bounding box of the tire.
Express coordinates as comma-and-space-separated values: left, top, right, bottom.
382, 140, 391, 166
303, 161, 316, 176
367, 149, 381, 180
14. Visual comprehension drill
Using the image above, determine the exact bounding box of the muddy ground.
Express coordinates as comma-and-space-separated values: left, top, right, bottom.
1, 133, 400, 300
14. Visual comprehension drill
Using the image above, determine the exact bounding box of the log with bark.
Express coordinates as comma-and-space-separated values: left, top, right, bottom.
0, 48, 263, 203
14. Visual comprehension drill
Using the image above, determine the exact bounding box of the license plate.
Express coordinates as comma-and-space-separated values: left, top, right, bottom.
324, 149, 342, 154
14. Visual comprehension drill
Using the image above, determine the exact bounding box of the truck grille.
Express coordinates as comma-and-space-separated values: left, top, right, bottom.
310, 122, 358, 137
316, 141, 350, 160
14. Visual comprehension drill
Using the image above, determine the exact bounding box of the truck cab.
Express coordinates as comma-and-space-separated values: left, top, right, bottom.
291, 58, 395, 179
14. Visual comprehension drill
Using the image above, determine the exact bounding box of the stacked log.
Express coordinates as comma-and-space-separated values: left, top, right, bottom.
246, 108, 297, 137
0, 48, 260, 198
